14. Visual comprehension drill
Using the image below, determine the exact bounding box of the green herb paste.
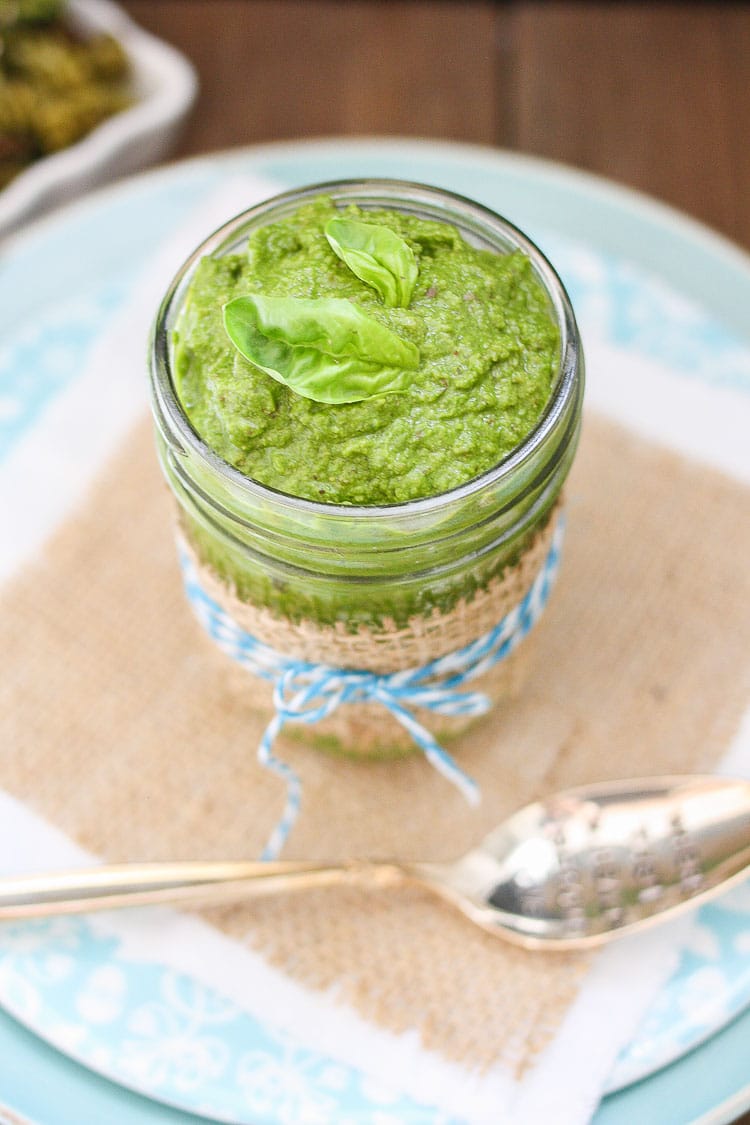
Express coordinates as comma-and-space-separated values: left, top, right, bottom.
173, 197, 559, 506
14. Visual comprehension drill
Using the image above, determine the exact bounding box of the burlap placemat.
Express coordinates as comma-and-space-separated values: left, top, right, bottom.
2, 412, 750, 1077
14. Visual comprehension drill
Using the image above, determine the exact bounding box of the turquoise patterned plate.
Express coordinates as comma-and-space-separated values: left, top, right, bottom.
1, 139, 750, 1123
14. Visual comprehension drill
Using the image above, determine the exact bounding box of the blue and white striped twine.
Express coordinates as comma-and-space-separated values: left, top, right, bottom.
180, 516, 564, 860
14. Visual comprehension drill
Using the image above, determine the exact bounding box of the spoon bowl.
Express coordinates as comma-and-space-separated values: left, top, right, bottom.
406, 774, 750, 948
1, 775, 749, 950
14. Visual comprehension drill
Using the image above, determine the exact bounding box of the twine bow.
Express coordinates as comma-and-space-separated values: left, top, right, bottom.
180, 516, 564, 859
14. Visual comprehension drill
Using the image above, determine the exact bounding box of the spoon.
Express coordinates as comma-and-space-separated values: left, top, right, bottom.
1, 774, 748, 950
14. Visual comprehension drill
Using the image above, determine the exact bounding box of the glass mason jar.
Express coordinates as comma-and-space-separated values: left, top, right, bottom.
149, 180, 584, 758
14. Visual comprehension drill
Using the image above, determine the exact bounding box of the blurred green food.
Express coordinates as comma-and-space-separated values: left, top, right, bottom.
0, 0, 63, 25
0, 0, 132, 188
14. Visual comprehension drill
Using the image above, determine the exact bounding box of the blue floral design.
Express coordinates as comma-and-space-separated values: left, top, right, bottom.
0, 281, 128, 464
0, 919, 459, 1123
543, 232, 750, 393
608, 885, 750, 1090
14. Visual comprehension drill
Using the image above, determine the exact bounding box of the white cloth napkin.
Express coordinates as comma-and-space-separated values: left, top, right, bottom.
2, 175, 749, 1125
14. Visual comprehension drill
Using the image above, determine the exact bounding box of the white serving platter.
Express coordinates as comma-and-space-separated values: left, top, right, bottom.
0, 0, 197, 239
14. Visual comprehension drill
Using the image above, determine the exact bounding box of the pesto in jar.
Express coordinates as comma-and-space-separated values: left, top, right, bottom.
172, 197, 559, 506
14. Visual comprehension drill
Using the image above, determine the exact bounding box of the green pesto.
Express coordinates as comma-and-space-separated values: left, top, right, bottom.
173, 197, 559, 506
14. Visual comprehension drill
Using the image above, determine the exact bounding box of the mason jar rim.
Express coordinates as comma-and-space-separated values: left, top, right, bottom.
150, 177, 580, 521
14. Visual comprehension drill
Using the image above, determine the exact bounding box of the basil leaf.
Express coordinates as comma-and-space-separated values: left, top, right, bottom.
325, 217, 418, 307
223, 294, 419, 404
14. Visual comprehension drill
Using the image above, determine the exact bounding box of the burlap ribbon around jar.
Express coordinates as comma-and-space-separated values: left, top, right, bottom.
178, 504, 562, 759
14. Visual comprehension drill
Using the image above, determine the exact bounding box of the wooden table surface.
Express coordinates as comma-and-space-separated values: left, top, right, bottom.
117, 2, 750, 1121
120, 0, 750, 253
